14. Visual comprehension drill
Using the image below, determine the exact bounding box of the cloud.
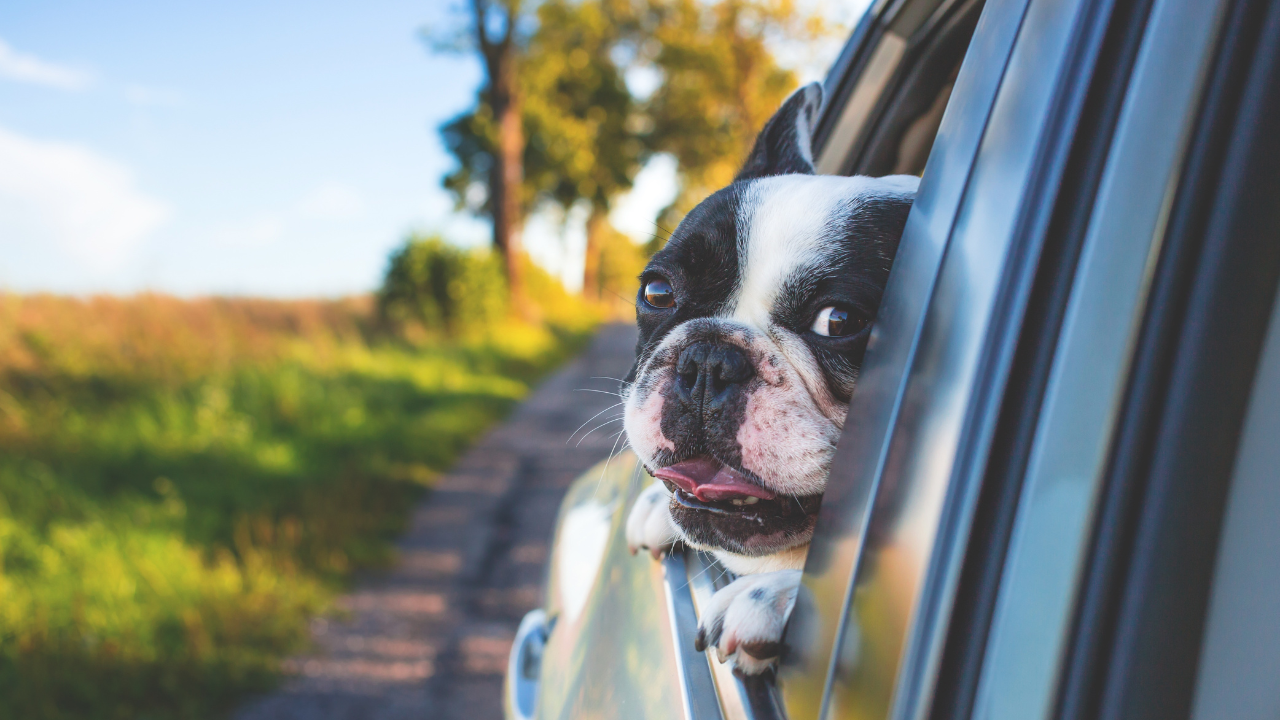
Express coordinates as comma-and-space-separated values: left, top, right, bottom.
124, 84, 184, 107
0, 126, 169, 272
209, 182, 367, 248
297, 181, 366, 220
0, 39, 92, 90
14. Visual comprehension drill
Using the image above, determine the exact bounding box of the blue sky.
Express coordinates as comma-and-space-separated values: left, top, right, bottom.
0, 0, 858, 297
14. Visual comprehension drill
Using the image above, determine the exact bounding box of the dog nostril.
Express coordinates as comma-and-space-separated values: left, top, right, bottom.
715, 348, 753, 386
678, 368, 697, 392
676, 342, 753, 400
676, 346, 702, 394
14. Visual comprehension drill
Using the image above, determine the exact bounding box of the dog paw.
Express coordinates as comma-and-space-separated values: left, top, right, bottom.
694, 570, 802, 675
626, 481, 681, 558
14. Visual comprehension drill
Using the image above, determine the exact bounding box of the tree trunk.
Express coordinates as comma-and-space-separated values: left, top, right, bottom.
582, 205, 607, 300
478, 0, 525, 310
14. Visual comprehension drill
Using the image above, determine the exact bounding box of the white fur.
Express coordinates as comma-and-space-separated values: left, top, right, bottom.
698, 569, 803, 675
712, 546, 809, 575
793, 84, 822, 168
625, 481, 680, 556
731, 175, 892, 330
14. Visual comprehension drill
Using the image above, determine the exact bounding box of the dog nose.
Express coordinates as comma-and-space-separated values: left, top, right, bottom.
676, 342, 755, 408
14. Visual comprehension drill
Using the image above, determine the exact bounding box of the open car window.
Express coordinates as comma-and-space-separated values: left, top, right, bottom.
652, 0, 997, 717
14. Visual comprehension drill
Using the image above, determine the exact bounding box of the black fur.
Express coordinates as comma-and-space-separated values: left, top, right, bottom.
771, 194, 914, 402
630, 185, 744, 379
624, 81, 915, 556
736, 82, 822, 181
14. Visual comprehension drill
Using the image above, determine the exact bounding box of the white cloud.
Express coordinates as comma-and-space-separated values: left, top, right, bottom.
124, 83, 184, 107
0, 126, 169, 272
208, 181, 367, 249
210, 215, 287, 248
297, 181, 366, 220
0, 39, 92, 90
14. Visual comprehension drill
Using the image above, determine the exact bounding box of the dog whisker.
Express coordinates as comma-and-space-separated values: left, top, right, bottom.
589, 376, 633, 386
566, 402, 624, 445
593, 426, 631, 499
712, 564, 733, 588
573, 388, 623, 398
676, 554, 718, 592
575, 417, 624, 447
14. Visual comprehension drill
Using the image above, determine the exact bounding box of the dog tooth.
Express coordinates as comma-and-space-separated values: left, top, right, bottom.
732, 499, 744, 506
742, 496, 759, 505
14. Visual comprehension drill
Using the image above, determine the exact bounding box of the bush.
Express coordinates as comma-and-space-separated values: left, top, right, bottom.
377, 235, 508, 338
377, 233, 611, 338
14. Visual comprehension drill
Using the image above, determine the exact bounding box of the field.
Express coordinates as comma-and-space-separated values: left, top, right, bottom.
0, 292, 597, 719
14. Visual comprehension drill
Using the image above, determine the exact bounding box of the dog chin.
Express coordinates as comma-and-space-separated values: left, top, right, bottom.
668, 487, 822, 557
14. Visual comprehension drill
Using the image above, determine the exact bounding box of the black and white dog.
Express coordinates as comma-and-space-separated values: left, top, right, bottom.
623, 82, 917, 674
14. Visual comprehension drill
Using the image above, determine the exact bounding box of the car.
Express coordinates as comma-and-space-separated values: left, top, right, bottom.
505, 0, 1280, 715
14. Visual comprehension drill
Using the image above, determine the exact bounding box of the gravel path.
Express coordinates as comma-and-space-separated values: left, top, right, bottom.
236, 323, 638, 720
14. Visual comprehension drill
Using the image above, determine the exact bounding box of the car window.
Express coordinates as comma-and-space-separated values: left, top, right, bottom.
778, 0, 1049, 712
815, 0, 985, 178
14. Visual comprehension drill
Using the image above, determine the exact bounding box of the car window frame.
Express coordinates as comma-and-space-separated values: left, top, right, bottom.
1053, 0, 1280, 717
966, 0, 1239, 718
777, 0, 1122, 714
652, 0, 1007, 716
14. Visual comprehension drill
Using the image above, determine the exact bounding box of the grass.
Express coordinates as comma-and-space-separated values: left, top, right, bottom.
0, 292, 597, 719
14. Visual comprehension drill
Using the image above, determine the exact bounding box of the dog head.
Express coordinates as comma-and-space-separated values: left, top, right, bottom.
622, 83, 917, 560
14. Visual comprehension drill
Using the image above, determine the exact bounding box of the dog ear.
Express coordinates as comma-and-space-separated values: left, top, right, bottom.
736, 82, 823, 181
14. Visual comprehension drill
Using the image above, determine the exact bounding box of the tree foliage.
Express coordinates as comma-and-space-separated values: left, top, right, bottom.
523, 0, 644, 214
442, 0, 646, 298
435, 0, 833, 285
645, 0, 826, 227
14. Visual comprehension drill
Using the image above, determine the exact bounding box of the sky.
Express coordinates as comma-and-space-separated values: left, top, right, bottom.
0, 0, 862, 298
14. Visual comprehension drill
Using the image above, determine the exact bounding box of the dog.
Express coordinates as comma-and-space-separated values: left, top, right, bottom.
622, 81, 917, 675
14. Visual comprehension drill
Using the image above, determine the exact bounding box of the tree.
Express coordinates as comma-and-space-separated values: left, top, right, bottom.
443, 0, 645, 301
522, 0, 645, 298
643, 0, 828, 231
377, 234, 507, 337
436, 0, 829, 292
435, 0, 531, 305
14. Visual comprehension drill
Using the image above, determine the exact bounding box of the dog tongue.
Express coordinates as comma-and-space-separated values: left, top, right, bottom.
653, 458, 776, 502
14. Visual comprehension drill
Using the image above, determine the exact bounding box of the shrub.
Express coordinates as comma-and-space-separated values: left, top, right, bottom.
376, 235, 508, 338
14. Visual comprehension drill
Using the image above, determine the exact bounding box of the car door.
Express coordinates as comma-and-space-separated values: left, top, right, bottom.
782, 0, 1280, 720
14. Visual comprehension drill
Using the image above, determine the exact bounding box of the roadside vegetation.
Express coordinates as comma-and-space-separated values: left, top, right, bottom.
0, 0, 841, 714
0, 246, 598, 719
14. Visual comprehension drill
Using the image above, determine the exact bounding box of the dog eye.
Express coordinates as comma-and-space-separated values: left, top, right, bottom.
643, 279, 676, 309
811, 306, 864, 337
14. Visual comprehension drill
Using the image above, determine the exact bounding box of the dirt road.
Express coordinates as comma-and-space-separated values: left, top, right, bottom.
236, 323, 638, 720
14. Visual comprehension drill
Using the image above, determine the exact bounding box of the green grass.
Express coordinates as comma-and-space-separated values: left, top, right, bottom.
0, 294, 595, 719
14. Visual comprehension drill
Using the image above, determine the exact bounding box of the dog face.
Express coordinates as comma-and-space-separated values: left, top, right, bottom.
622, 83, 917, 559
